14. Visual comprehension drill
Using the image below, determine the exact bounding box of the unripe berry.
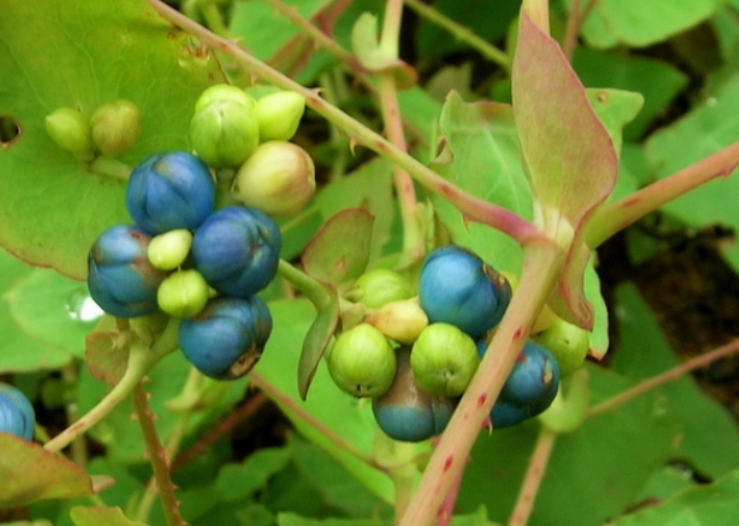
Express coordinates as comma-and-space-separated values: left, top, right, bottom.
372, 349, 455, 442
147, 229, 193, 271
0, 383, 35, 441
157, 269, 210, 318
419, 246, 512, 338
126, 152, 215, 235
192, 206, 281, 297
234, 141, 316, 216
45, 107, 94, 161
345, 269, 415, 310
255, 91, 306, 142
87, 225, 168, 318
533, 317, 590, 376
367, 298, 428, 345
190, 84, 260, 168
90, 99, 142, 156
178, 296, 272, 379
410, 323, 480, 398
326, 323, 396, 398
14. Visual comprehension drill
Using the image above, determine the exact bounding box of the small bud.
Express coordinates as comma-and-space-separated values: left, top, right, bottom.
190, 84, 260, 168
368, 297, 428, 345
255, 91, 306, 142
90, 99, 143, 156
147, 229, 193, 270
45, 107, 94, 160
345, 269, 415, 310
234, 141, 316, 216
326, 323, 396, 398
157, 269, 211, 318
411, 323, 480, 398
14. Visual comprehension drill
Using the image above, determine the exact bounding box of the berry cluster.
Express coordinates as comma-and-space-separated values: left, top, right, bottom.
86, 84, 315, 380
327, 246, 590, 442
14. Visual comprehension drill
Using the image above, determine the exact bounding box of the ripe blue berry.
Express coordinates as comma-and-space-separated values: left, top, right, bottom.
419, 246, 511, 338
0, 383, 36, 441
372, 349, 455, 442
192, 206, 281, 297
87, 225, 168, 318
126, 152, 215, 235
178, 296, 273, 380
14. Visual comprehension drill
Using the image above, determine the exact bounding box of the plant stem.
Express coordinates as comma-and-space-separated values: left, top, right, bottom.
586, 138, 739, 248
586, 337, 739, 419
397, 241, 563, 526
507, 428, 557, 526
278, 259, 331, 308
563, 0, 599, 61
146, 0, 544, 247
132, 382, 186, 526
403, 0, 510, 72
249, 371, 383, 471
378, 0, 423, 260
61, 362, 88, 467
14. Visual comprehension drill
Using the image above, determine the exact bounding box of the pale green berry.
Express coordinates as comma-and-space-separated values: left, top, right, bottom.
45, 107, 94, 160
411, 323, 480, 398
533, 317, 590, 376
147, 229, 193, 271
90, 99, 142, 156
234, 141, 315, 216
345, 269, 415, 310
326, 323, 396, 398
190, 84, 259, 168
157, 269, 210, 318
368, 297, 428, 345
255, 91, 306, 142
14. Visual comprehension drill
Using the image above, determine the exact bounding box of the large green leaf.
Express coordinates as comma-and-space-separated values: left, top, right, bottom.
0, 0, 226, 278
70, 507, 150, 526
644, 72, 739, 271
611, 469, 739, 526
566, 0, 726, 49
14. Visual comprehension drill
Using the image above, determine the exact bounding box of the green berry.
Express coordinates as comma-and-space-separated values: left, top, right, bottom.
90, 99, 142, 156
255, 91, 306, 142
368, 297, 428, 345
410, 323, 480, 398
345, 269, 415, 310
157, 269, 210, 318
147, 229, 193, 271
533, 317, 589, 376
45, 107, 94, 160
326, 323, 396, 398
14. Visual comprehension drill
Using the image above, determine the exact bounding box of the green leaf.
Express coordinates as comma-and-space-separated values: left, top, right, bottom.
301, 209, 374, 286
277, 513, 389, 526
5, 269, 98, 359
0, 249, 72, 373
297, 292, 340, 400
0, 433, 92, 507
215, 447, 292, 502
585, 89, 645, 153
575, 49, 687, 140
645, 72, 739, 271
566, 0, 726, 49
69, 506, 150, 526
610, 283, 739, 478
610, 469, 739, 526
0, 0, 226, 278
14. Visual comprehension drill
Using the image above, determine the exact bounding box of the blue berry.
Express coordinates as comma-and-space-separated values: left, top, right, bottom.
192, 206, 281, 297
419, 246, 511, 338
126, 152, 215, 235
178, 296, 272, 380
372, 349, 455, 442
87, 225, 167, 318
0, 383, 36, 441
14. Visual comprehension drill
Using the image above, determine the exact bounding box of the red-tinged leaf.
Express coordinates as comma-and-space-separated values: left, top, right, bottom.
70, 506, 151, 526
297, 292, 340, 400
85, 329, 130, 386
0, 433, 93, 507
301, 208, 374, 287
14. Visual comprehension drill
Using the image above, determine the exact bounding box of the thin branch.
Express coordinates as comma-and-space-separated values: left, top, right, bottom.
507, 428, 557, 526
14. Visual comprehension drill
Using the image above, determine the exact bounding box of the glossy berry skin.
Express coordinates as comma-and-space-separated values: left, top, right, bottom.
178, 296, 272, 380
478, 340, 560, 429
372, 349, 455, 442
126, 152, 215, 235
419, 246, 512, 338
192, 206, 281, 297
0, 383, 36, 441
87, 225, 168, 318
